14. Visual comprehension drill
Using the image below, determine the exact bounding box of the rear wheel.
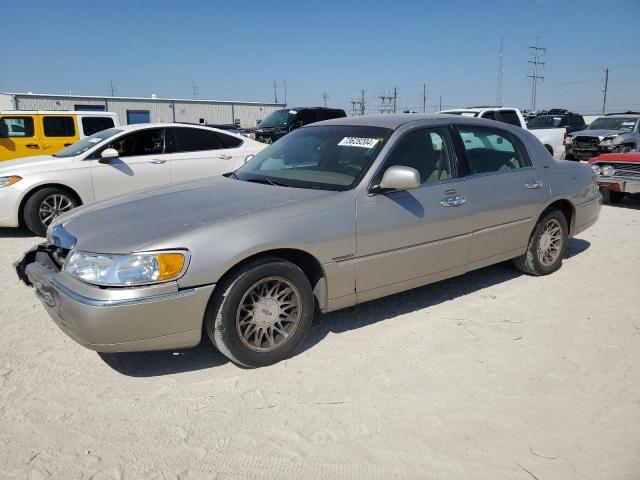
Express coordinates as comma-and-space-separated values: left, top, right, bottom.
205, 258, 314, 367
23, 187, 79, 237
513, 210, 568, 276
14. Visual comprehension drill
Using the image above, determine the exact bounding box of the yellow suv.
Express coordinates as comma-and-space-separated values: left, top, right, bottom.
0, 111, 120, 162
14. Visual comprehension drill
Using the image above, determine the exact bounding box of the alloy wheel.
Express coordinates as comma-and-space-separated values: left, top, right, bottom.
38, 194, 74, 227
537, 218, 563, 267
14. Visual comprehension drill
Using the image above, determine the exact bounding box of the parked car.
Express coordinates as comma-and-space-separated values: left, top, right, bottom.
589, 152, 640, 203
438, 106, 567, 159
0, 123, 266, 236
15, 114, 601, 367
565, 113, 640, 161
0, 111, 120, 162
527, 112, 585, 133
250, 107, 346, 144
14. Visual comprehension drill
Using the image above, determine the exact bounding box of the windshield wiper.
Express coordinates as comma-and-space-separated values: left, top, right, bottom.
244, 177, 290, 187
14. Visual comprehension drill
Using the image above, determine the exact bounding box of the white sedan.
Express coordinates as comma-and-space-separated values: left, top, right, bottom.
0, 123, 267, 236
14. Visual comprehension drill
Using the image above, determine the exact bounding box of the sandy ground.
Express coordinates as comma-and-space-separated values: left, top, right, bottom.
0, 202, 639, 480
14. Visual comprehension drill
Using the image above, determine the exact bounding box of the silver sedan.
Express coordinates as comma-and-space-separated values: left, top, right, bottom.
16, 114, 602, 367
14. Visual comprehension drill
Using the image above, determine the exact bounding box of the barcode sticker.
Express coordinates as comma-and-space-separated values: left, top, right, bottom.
338, 137, 380, 148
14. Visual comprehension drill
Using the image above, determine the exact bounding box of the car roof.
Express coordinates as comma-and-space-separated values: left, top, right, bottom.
0, 110, 118, 116
307, 113, 493, 130
600, 114, 640, 118
114, 123, 245, 134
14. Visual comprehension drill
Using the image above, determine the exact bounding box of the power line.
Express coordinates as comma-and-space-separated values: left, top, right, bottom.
191, 80, 199, 100
527, 37, 546, 111
602, 67, 609, 115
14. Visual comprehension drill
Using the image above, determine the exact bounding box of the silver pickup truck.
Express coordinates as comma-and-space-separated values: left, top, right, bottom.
566, 114, 640, 161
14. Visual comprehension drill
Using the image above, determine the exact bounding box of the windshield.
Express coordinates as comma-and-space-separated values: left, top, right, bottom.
234, 125, 392, 191
588, 117, 638, 132
527, 115, 563, 129
53, 128, 122, 158
259, 109, 296, 127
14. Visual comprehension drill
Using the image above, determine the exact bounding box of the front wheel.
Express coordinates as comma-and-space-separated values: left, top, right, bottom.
23, 187, 79, 237
513, 210, 568, 276
205, 258, 314, 367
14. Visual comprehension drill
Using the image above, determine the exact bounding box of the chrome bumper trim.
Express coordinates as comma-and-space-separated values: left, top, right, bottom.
48, 277, 197, 308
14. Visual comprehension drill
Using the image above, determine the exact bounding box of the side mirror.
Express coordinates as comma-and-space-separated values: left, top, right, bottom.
372, 165, 421, 193
100, 148, 119, 161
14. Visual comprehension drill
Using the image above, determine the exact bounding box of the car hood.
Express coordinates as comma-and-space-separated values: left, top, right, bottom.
589, 152, 640, 164
55, 176, 334, 253
0, 155, 71, 175
571, 129, 623, 139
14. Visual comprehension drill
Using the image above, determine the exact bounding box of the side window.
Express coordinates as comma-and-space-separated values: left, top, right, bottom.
496, 110, 522, 127
297, 111, 317, 126
380, 128, 455, 184
107, 128, 164, 157
458, 126, 530, 174
43, 116, 75, 137
217, 132, 243, 148
0, 116, 35, 137
481, 111, 497, 121
82, 117, 115, 136
173, 128, 223, 152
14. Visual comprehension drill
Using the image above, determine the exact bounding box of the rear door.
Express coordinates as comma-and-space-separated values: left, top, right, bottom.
455, 125, 549, 265
90, 127, 171, 200
355, 126, 473, 301
0, 115, 42, 161
168, 127, 243, 182
42, 115, 80, 154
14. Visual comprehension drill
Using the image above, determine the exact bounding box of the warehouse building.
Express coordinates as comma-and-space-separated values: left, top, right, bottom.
0, 92, 285, 128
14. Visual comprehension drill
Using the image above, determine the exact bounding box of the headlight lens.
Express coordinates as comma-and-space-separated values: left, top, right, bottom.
599, 136, 617, 147
602, 165, 616, 176
0, 175, 22, 188
64, 251, 188, 286
591, 165, 601, 175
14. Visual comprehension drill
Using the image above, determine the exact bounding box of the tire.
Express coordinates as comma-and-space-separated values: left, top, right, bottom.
513, 210, 568, 276
204, 257, 314, 368
601, 187, 624, 204
23, 187, 79, 237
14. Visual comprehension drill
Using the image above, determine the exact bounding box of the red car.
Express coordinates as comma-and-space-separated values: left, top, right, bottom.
589, 152, 640, 204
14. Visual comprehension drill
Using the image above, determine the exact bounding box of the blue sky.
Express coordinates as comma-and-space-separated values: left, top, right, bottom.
2, 0, 639, 114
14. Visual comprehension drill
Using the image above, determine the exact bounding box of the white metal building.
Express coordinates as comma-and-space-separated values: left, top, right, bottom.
0, 92, 285, 128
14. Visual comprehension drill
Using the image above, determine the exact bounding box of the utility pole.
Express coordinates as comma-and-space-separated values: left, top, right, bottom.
321, 92, 330, 108
422, 83, 427, 113
191, 80, 199, 100
527, 37, 546, 111
495, 36, 504, 106
107, 80, 116, 97
273, 78, 278, 104
602, 67, 609, 115
392, 86, 398, 114
350, 90, 366, 116
283, 78, 287, 105
439, 95, 442, 111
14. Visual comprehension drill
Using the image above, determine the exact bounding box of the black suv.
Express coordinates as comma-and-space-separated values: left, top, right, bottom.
526, 112, 586, 133
251, 107, 346, 143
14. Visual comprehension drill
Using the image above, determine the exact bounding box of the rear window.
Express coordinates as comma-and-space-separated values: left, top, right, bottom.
496, 110, 522, 127
82, 116, 115, 136
43, 116, 75, 137
0, 116, 34, 137
218, 132, 243, 148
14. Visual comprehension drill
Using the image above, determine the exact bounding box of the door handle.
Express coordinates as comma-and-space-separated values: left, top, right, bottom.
149, 159, 167, 164
218, 154, 232, 160
440, 195, 466, 207
25, 143, 40, 149
525, 180, 544, 189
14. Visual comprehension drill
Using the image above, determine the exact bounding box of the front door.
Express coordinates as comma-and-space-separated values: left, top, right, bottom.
455, 125, 550, 263
41, 115, 80, 155
0, 115, 42, 161
355, 127, 473, 302
90, 127, 171, 200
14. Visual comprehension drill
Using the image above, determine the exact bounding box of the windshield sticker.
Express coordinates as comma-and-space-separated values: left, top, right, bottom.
338, 137, 381, 148
288, 110, 298, 115
88, 138, 102, 143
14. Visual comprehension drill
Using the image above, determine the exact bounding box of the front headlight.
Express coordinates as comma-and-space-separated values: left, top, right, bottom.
599, 136, 617, 147
64, 250, 189, 286
0, 175, 22, 188
602, 165, 616, 176
591, 165, 601, 175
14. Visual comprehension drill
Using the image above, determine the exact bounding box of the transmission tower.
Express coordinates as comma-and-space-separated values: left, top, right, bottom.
321, 92, 330, 107
378, 87, 397, 114
191, 80, 199, 100
527, 37, 546, 111
602, 67, 609, 115
422, 83, 427, 113
107, 80, 117, 97
495, 36, 504, 106
273, 79, 278, 104
350, 90, 365, 115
